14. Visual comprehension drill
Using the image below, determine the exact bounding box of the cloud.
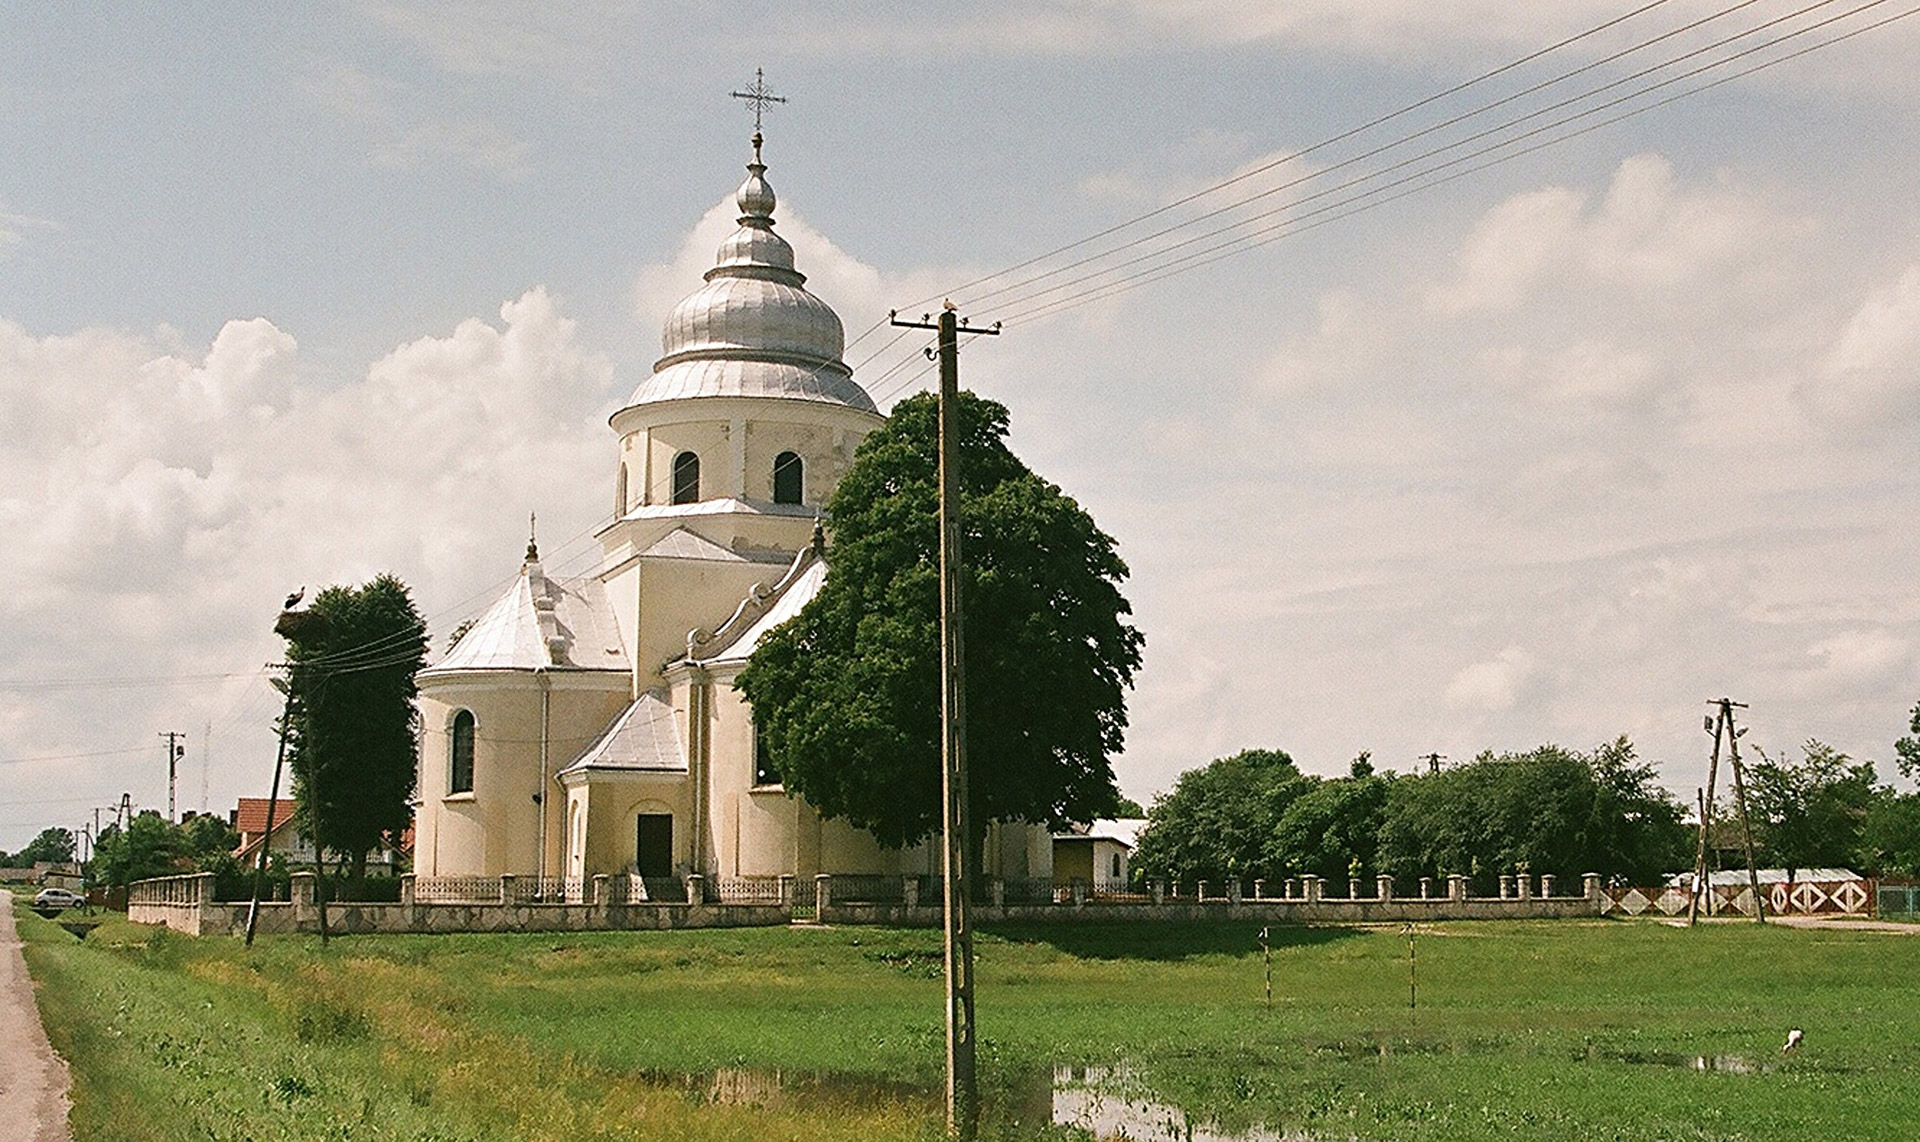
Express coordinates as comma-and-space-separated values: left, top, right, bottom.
1799, 264, 1920, 433
1445, 646, 1538, 712
0, 208, 58, 259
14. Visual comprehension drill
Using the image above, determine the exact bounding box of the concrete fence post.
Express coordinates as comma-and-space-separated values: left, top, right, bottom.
815, 874, 832, 919
1498, 874, 1513, 900
1071, 880, 1086, 907
778, 873, 794, 910
399, 873, 416, 909
592, 874, 609, 907
499, 874, 516, 906
1303, 875, 1323, 903
1284, 877, 1298, 900
1253, 878, 1267, 900
1196, 879, 1209, 902
992, 879, 1005, 909
902, 876, 918, 909
1540, 874, 1556, 899
1150, 878, 1165, 905
1348, 878, 1362, 900
1447, 874, 1468, 902
1419, 876, 1433, 900
685, 874, 704, 906
1228, 879, 1243, 905
1518, 873, 1532, 901
195, 872, 215, 905
1377, 874, 1395, 901
1582, 872, 1602, 903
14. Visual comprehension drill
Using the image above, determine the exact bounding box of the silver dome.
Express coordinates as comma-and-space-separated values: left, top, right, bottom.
629, 141, 877, 414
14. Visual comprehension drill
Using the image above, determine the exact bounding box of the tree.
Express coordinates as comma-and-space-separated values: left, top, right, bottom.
89, 812, 186, 888
5, 826, 76, 866
281, 574, 428, 882
1863, 791, 1920, 879
1743, 740, 1876, 877
1378, 739, 1688, 887
1266, 755, 1390, 882
738, 391, 1144, 849
1132, 749, 1309, 885
1896, 700, 1920, 783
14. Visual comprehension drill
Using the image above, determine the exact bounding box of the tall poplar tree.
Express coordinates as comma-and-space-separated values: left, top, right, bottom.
281, 574, 427, 882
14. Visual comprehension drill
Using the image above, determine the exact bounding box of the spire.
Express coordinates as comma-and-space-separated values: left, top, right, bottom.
524, 512, 539, 565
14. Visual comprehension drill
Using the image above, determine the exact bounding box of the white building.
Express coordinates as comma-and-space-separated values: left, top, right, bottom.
411, 132, 1051, 888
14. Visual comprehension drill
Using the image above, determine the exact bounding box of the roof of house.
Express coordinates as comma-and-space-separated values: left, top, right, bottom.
1053, 818, 1147, 850
556, 689, 687, 776
233, 797, 297, 838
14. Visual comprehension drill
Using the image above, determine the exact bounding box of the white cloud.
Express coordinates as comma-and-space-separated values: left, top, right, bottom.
306, 60, 531, 179
1799, 264, 1920, 432
1445, 646, 1538, 712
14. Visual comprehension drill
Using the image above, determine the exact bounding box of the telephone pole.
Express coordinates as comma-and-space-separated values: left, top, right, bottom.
159, 731, 185, 823
1718, 699, 1766, 925
891, 302, 999, 1140
1418, 752, 1445, 775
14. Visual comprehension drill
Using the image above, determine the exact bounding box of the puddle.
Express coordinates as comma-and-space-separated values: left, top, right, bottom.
1054, 1065, 1309, 1142
1576, 1046, 1768, 1074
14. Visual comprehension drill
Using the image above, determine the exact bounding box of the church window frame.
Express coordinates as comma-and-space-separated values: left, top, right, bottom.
671, 451, 701, 505
772, 450, 803, 505
448, 709, 476, 796
751, 719, 783, 789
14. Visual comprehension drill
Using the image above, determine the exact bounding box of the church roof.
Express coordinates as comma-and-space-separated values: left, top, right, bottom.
699, 554, 827, 666
639, 526, 793, 564
624, 137, 877, 415
427, 560, 628, 674
556, 689, 686, 775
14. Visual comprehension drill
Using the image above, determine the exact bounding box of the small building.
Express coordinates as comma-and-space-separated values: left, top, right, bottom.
1053, 819, 1145, 893
230, 797, 401, 870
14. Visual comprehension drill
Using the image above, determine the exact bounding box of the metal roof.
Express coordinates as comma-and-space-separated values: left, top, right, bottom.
556, 690, 686, 775
427, 562, 628, 674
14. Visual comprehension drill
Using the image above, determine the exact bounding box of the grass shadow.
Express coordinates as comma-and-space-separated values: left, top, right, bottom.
980, 920, 1364, 961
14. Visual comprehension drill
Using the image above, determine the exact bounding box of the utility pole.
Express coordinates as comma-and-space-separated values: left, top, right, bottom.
1687, 711, 1724, 926
892, 302, 999, 1140
1419, 752, 1445, 775
159, 731, 185, 823
1718, 698, 1766, 925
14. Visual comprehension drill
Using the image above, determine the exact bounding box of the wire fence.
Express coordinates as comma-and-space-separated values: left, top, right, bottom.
1879, 882, 1920, 918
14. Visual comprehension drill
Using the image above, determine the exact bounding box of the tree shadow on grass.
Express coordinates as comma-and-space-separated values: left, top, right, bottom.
980, 920, 1364, 961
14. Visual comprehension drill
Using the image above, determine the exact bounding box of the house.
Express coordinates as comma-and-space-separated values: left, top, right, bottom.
1053, 819, 1146, 893
409, 128, 1052, 888
230, 797, 401, 870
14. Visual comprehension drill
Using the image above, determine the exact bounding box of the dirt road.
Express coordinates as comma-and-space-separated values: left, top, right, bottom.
0, 892, 73, 1141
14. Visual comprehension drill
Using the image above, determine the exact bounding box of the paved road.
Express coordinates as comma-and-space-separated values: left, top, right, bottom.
0, 891, 73, 1142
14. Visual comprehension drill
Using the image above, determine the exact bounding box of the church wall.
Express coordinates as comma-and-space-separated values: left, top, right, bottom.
642, 420, 733, 505
418, 672, 629, 878
631, 559, 788, 692
574, 771, 694, 876
741, 419, 856, 506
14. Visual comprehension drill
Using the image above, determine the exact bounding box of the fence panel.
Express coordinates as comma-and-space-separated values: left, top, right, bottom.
1880, 883, 1920, 917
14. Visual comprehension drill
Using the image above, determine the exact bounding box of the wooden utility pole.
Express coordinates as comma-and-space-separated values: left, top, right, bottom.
1719, 699, 1766, 925
245, 677, 294, 947
891, 303, 998, 1139
1687, 711, 1724, 926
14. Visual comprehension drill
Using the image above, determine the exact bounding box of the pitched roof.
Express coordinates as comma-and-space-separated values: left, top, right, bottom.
556, 690, 687, 776
233, 797, 296, 837
428, 562, 628, 674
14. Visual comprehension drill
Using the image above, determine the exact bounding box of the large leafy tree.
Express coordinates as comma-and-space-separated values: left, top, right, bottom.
1132, 749, 1310, 885
1378, 738, 1688, 887
1266, 755, 1391, 882
4, 826, 76, 867
281, 574, 428, 881
738, 391, 1144, 849
1743, 740, 1876, 876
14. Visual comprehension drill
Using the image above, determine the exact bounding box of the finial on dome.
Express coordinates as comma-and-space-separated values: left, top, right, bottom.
524, 512, 539, 564
730, 67, 786, 135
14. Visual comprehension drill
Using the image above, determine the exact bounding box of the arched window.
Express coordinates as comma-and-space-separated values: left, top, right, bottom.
449, 710, 475, 794
615, 463, 629, 516
672, 451, 701, 505
772, 450, 803, 505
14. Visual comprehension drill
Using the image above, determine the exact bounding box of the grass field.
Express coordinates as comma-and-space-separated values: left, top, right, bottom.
17, 906, 1920, 1140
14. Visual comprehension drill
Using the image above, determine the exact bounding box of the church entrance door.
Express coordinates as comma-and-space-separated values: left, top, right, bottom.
636, 814, 673, 878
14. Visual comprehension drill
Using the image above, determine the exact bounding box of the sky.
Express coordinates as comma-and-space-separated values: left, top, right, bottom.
4, 1, 1919, 852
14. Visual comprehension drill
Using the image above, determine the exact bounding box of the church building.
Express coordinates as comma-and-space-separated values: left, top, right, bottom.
410, 131, 1053, 890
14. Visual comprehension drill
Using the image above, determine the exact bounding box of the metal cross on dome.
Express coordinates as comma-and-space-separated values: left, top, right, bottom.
730, 67, 786, 132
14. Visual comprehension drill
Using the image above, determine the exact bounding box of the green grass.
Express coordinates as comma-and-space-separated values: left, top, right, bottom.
18, 905, 1920, 1139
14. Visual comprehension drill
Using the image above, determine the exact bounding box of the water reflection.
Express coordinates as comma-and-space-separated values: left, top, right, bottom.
1053, 1065, 1306, 1142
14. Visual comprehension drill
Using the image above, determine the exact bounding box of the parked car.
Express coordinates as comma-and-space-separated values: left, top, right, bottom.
32, 887, 86, 912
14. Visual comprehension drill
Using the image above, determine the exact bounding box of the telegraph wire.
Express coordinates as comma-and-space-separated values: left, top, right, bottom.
984, 0, 1914, 327
905, 0, 1686, 312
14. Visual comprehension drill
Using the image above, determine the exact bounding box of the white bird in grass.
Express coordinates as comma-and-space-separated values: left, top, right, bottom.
1782, 1028, 1804, 1053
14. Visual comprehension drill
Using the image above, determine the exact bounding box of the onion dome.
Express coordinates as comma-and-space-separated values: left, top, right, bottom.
630, 135, 877, 413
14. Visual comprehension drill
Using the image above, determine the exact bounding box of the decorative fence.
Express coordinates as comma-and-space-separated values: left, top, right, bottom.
1600, 877, 1875, 919
130, 868, 1615, 938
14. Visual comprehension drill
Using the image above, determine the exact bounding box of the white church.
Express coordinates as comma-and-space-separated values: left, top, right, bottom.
410, 131, 1053, 890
